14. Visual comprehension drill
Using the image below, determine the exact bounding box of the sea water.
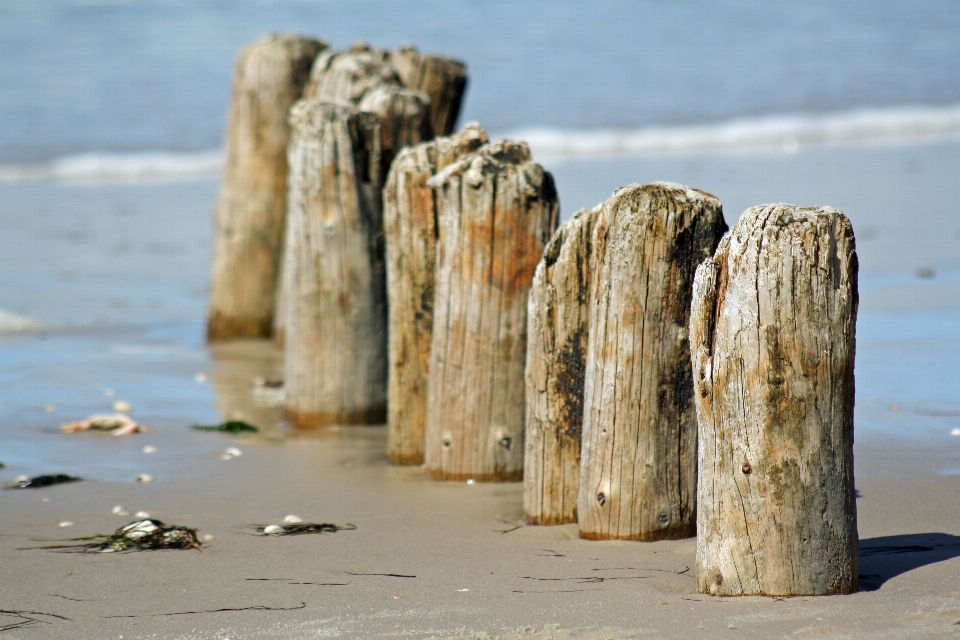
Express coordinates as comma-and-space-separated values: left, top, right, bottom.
2, 0, 960, 163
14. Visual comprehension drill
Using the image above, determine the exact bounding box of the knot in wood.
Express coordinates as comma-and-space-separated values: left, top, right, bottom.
597, 492, 606, 506
741, 461, 752, 475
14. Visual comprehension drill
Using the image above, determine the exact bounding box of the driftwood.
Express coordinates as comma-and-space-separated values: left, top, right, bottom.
303, 42, 400, 103
424, 141, 559, 481
691, 204, 859, 596
207, 34, 327, 341
522, 204, 602, 525
578, 183, 727, 541
282, 100, 390, 427
383, 123, 489, 465
389, 45, 468, 136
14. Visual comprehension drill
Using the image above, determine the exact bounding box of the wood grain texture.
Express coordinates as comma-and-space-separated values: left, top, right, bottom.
578, 182, 727, 541
523, 204, 601, 525
691, 204, 859, 596
424, 141, 559, 481
383, 123, 489, 465
389, 45, 468, 136
282, 100, 390, 427
207, 34, 327, 342
275, 43, 408, 346
357, 85, 434, 161
303, 42, 400, 103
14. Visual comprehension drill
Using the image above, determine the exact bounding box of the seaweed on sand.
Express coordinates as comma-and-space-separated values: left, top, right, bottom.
4, 474, 81, 490
253, 523, 356, 536
31, 519, 202, 553
192, 420, 259, 433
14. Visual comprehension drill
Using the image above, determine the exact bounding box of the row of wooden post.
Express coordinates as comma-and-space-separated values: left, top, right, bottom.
207, 34, 859, 597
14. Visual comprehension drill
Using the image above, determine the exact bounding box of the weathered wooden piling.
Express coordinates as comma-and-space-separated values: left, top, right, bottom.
303, 42, 400, 103
424, 141, 559, 481
390, 45, 468, 136
383, 123, 489, 465
275, 44, 430, 345
691, 204, 859, 596
522, 204, 602, 525
207, 34, 327, 342
282, 100, 391, 427
358, 85, 434, 160
578, 183, 727, 541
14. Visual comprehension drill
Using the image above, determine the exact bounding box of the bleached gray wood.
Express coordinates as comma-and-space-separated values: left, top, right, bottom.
274, 44, 410, 346
208, 34, 327, 342
523, 204, 601, 525
390, 45, 468, 136
303, 41, 400, 103
424, 141, 559, 481
282, 100, 389, 427
578, 182, 727, 540
358, 85, 434, 160
692, 204, 859, 596
383, 123, 489, 465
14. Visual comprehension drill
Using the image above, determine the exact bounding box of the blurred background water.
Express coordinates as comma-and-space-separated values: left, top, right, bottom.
2, 0, 960, 163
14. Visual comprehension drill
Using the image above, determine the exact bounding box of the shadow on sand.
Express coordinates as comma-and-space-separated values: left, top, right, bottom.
859, 533, 960, 591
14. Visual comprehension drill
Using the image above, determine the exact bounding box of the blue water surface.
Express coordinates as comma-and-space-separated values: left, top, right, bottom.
2, 0, 960, 161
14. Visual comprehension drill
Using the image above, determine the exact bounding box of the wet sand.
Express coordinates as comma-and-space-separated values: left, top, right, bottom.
1, 140, 960, 638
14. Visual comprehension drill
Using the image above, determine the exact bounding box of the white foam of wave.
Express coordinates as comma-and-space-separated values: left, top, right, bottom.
2, 103, 960, 182
0, 150, 222, 183
0, 310, 41, 334
509, 103, 960, 160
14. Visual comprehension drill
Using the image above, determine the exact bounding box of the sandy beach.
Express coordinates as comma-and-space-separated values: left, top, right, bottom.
1, 139, 960, 638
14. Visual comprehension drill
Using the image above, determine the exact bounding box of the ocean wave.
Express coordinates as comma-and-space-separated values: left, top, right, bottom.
510, 103, 960, 160
2, 103, 960, 183
0, 150, 223, 183
0, 310, 41, 334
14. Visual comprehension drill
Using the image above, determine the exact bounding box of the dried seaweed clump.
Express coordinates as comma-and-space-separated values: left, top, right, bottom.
254, 523, 356, 536
61, 414, 148, 435
192, 420, 259, 433
36, 519, 201, 553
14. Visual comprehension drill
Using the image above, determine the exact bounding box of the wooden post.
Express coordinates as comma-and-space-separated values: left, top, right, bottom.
303, 42, 400, 103
390, 45, 468, 136
424, 141, 559, 481
383, 123, 489, 466
282, 100, 390, 427
523, 204, 602, 525
358, 85, 434, 160
274, 43, 403, 346
691, 204, 859, 596
207, 34, 327, 342
578, 182, 727, 541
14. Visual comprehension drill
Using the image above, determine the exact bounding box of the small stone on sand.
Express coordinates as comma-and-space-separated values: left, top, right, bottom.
136, 474, 154, 483
951, 428, 960, 436
142, 445, 156, 453
135, 511, 151, 518
113, 400, 132, 413
283, 514, 303, 524
112, 505, 130, 515
194, 373, 207, 383
59, 521, 74, 527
